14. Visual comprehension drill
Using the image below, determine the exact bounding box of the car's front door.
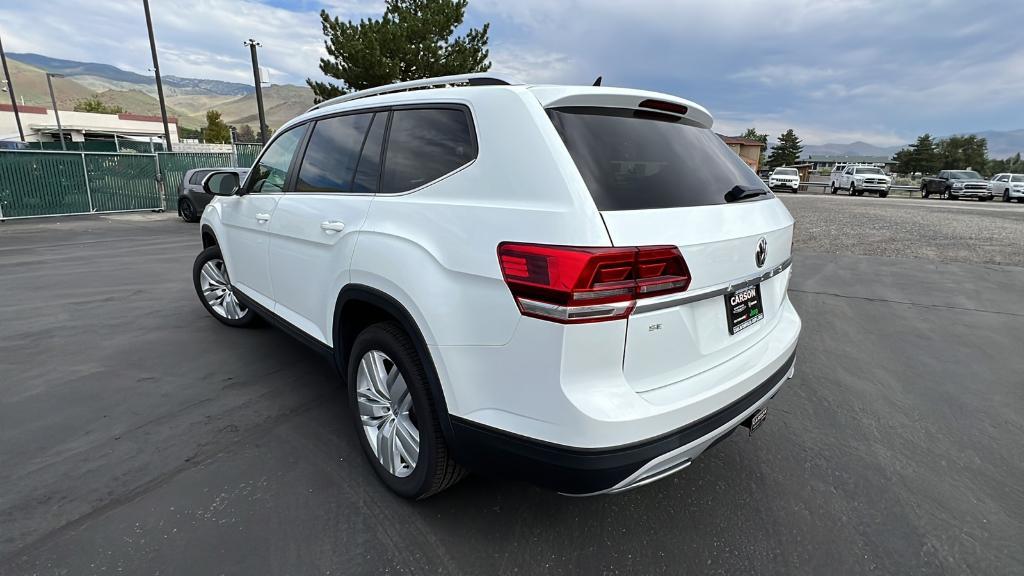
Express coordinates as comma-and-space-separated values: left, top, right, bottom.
220, 125, 306, 309
268, 111, 385, 344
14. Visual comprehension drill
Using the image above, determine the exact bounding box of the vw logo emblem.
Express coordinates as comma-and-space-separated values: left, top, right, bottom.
755, 237, 767, 268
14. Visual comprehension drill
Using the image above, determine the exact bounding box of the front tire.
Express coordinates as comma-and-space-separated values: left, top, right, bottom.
192, 245, 257, 327
179, 198, 199, 223
348, 322, 464, 499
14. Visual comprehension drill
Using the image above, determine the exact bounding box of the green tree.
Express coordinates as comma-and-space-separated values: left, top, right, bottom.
202, 110, 231, 144
766, 129, 803, 168
936, 134, 988, 172
892, 147, 914, 176
178, 126, 201, 140
741, 127, 769, 167
308, 0, 491, 102
73, 97, 125, 115
907, 133, 939, 175
235, 124, 257, 143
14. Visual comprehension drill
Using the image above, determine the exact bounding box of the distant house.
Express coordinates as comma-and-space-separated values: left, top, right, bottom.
0, 103, 178, 146
801, 154, 897, 172
718, 135, 766, 172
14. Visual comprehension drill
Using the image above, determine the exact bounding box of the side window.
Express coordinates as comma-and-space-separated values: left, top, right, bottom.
997, 174, 1009, 182
246, 126, 305, 194
381, 108, 476, 194
352, 112, 387, 194
189, 170, 210, 185
296, 113, 373, 192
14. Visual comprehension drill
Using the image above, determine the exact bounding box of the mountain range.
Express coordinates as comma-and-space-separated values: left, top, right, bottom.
3, 52, 1023, 155
3, 52, 313, 132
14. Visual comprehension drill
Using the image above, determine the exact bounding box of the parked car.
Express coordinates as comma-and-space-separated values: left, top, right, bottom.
191, 74, 801, 498
835, 165, 891, 197
990, 173, 1024, 203
178, 167, 248, 222
920, 170, 992, 200
768, 167, 800, 192
0, 140, 30, 150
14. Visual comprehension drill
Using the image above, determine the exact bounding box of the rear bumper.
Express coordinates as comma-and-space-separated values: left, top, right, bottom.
450, 350, 796, 495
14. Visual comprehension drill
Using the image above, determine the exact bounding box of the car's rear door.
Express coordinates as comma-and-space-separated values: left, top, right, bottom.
547, 106, 794, 393
267, 110, 384, 344
220, 125, 306, 309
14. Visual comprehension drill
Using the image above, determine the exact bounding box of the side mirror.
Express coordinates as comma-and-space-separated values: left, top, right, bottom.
202, 171, 240, 196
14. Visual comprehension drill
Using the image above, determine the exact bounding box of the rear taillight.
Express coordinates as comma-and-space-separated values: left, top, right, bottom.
497, 243, 690, 323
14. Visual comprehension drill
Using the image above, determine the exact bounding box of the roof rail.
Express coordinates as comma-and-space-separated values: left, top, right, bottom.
307, 73, 520, 112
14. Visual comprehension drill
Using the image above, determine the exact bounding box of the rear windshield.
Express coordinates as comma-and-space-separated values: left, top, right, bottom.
548, 107, 769, 210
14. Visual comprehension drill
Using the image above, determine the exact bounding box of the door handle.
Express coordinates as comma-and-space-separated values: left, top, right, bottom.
255, 212, 271, 223
320, 221, 346, 234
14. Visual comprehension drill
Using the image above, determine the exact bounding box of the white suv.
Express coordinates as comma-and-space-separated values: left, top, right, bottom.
192, 74, 801, 498
768, 167, 800, 192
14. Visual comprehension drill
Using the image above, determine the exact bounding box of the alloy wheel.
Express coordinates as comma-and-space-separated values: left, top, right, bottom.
199, 258, 247, 320
356, 350, 419, 478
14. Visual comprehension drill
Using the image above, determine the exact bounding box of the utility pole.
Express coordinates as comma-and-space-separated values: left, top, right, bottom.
244, 39, 268, 144
0, 31, 25, 141
143, 0, 172, 152
45, 72, 66, 151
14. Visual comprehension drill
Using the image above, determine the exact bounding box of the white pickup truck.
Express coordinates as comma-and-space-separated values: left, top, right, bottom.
832, 165, 891, 198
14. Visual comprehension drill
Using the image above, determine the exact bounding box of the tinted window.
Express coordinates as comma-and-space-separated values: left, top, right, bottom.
189, 170, 211, 185
381, 108, 475, 193
549, 107, 768, 210
353, 112, 387, 194
296, 113, 372, 192
247, 126, 305, 193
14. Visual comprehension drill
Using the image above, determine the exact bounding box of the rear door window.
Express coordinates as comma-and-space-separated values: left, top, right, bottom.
189, 170, 211, 185
547, 107, 768, 210
296, 113, 373, 192
381, 108, 476, 194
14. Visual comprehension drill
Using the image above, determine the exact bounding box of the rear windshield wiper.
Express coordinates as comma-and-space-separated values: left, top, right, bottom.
725, 185, 769, 203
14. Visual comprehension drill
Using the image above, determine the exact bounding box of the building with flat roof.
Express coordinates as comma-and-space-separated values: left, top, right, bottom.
801, 154, 897, 172
0, 103, 178, 145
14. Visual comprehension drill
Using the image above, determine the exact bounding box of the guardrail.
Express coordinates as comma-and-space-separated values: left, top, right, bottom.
765, 180, 923, 197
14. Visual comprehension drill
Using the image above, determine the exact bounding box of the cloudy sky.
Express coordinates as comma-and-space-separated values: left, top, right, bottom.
1, 0, 1021, 145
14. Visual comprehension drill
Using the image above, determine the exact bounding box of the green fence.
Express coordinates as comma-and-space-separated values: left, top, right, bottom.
157, 152, 235, 209
85, 154, 161, 212
1, 145, 258, 219
234, 143, 262, 168
0, 151, 91, 218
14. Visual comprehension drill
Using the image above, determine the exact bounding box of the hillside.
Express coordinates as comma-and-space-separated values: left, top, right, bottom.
4, 54, 312, 131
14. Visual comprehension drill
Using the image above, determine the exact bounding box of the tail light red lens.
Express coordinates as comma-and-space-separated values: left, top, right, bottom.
497, 242, 690, 323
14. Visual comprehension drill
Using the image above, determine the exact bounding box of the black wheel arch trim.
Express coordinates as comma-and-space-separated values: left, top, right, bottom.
334, 284, 456, 446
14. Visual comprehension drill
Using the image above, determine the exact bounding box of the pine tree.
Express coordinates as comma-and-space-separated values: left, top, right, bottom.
203, 110, 231, 144
308, 0, 491, 102
767, 129, 803, 168
908, 134, 939, 175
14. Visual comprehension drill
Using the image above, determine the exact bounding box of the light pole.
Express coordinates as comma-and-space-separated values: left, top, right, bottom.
0, 30, 25, 142
243, 39, 268, 144
45, 72, 66, 151
142, 0, 172, 152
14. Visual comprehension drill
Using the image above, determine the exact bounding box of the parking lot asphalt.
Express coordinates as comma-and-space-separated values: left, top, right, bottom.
1, 201, 1022, 575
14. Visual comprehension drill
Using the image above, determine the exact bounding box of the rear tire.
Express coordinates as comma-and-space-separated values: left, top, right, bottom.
921, 185, 929, 199
348, 321, 465, 499
1003, 191, 1010, 202
830, 183, 837, 195
179, 198, 199, 223
192, 245, 257, 327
